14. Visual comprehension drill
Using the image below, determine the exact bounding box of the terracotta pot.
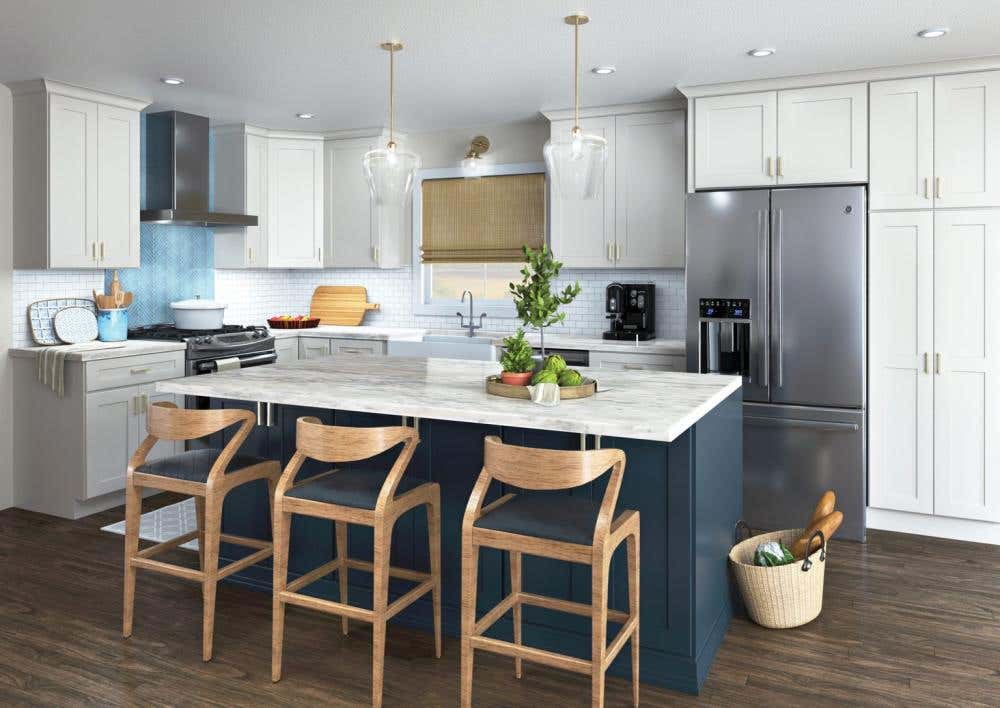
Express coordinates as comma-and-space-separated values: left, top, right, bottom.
500, 371, 533, 386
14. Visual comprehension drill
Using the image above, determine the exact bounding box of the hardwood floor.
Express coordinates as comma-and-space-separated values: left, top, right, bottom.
0, 494, 997, 707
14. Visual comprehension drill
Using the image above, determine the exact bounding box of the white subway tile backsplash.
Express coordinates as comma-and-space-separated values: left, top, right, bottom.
11, 270, 105, 347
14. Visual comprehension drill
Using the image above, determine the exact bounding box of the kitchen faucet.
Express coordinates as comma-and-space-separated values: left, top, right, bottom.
457, 290, 487, 337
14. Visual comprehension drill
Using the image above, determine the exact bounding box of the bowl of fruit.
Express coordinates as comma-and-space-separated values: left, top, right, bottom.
267, 315, 321, 329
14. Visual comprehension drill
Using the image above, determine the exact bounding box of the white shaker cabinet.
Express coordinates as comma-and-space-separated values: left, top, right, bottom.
325, 136, 379, 267
932, 210, 1000, 522
548, 116, 616, 267
776, 83, 868, 185
268, 136, 325, 268
869, 78, 935, 210
693, 91, 777, 189
934, 71, 1000, 208
214, 126, 269, 267
10, 79, 148, 268
614, 110, 686, 267
84, 386, 136, 499
868, 212, 935, 514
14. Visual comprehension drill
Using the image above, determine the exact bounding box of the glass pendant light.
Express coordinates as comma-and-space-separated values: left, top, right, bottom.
363, 42, 420, 207
543, 14, 607, 200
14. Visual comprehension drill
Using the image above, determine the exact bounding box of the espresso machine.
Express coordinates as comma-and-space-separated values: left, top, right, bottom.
697, 298, 751, 377
603, 282, 655, 340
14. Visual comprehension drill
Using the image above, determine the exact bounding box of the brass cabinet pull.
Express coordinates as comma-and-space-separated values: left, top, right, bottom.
924, 177, 930, 200
91, 242, 98, 261
923, 352, 930, 374
317, 246, 323, 263
935, 177, 942, 199
130, 367, 152, 375
935, 352, 942, 374
776, 156, 784, 177
766, 156, 773, 177
607, 243, 613, 261
615, 243, 621, 260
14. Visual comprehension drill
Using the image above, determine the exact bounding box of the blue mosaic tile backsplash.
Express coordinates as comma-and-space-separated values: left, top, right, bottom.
105, 114, 215, 325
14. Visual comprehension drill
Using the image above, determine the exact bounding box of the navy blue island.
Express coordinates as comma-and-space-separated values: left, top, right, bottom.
158, 355, 742, 694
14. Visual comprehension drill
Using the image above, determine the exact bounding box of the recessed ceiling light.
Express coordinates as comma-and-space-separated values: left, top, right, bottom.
160, 77, 184, 86
591, 65, 616, 75
296, 113, 316, 119
747, 48, 775, 57
917, 28, 949, 38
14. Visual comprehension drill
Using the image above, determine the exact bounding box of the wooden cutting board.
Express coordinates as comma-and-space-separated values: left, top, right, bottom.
309, 286, 381, 326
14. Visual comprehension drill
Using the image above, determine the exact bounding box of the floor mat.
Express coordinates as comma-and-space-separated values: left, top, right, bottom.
101, 498, 199, 550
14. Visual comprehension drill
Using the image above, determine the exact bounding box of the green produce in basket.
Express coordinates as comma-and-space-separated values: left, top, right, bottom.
753, 540, 795, 567
542, 354, 567, 374
531, 369, 558, 385
557, 369, 583, 387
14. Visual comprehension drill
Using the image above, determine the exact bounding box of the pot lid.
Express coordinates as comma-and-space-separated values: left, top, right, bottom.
170, 299, 227, 309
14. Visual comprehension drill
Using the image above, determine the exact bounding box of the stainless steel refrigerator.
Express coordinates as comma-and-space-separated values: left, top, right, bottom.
686, 187, 866, 540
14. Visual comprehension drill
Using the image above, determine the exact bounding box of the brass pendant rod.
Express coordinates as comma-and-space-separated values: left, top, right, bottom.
573, 19, 580, 133
389, 46, 395, 146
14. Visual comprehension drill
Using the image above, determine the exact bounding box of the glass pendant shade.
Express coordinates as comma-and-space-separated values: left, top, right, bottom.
543, 131, 607, 200
363, 145, 420, 207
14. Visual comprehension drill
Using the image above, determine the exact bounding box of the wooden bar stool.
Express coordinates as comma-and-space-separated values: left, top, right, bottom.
271, 416, 441, 708
461, 435, 640, 708
123, 401, 281, 661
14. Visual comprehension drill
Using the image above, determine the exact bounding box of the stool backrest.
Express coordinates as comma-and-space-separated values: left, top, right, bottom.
483, 435, 624, 490
147, 401, 254, 441
295, 416, 417, 463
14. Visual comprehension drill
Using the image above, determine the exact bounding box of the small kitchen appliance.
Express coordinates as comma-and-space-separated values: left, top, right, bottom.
603, 282, 655, 341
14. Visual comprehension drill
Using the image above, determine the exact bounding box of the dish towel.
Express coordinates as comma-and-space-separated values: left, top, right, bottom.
37, 342, 127, 397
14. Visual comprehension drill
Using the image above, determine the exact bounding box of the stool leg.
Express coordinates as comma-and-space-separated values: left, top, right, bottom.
271, 499, 292, 682
627, 532, 640, 707
511, 550, 523, 679
122, 480, 142, 638
335, 521, 350, 635
372, 524, 390, 708
460, 537, 479, 708
194, 496, 206, 571
591, 556, 610, 708
428, 496, 442, 659
201, 493, 222, 662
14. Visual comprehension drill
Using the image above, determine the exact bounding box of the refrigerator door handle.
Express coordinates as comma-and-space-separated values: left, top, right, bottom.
757, 209, 769, 389
772, 208, 784, 388
745, 416, 860, 432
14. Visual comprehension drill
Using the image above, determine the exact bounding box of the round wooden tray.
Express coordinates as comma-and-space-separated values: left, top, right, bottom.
485, 375, 597, 400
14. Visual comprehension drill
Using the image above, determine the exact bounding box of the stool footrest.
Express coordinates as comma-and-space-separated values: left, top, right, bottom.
518, 592, 630, 624
135, 530, 199, 559
130, 556, 203, 581
470, 635, 591, 675
219, 533, 271, 550
279, 590, 375, 623
603, 615, 639, 670
286, 558, 343, 594
346, 558, 430, 583
475, 592, 516, 635
216, 547, 273, 580
386, 578, 435, 619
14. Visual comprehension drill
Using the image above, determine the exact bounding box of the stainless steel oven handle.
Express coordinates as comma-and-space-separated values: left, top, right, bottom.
745, 416, 859, 432
239, 352, 278, 367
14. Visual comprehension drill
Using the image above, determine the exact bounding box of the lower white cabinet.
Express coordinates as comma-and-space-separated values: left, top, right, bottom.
298, 337, 387, 359
275, 337, 299, 363
298, 338, 332, 360
869, 210, 1000, 523
589, 351, 684, 372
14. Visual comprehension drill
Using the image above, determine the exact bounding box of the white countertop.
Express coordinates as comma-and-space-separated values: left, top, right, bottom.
8, 339, 187, 361
157, 355, 738, 443
268, 325, 684, 355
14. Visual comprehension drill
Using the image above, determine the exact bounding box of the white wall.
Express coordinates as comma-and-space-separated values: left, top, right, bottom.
407, 120, 550, 168
0, 84, 13, 510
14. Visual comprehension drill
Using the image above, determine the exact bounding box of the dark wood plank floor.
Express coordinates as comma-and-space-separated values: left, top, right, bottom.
0, 494, 997, 707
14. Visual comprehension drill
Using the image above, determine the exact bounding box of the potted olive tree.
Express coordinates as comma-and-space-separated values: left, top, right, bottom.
498, 328, 535, 385
508, 245, 581, 356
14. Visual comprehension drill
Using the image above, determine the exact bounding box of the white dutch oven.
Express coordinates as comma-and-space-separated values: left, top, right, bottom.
170, 299, 227, 330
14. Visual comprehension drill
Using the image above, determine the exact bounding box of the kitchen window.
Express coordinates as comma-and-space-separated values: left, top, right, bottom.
412, 162, 547, 317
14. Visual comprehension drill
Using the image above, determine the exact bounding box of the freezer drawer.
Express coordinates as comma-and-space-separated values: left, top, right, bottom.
743, 403, 866, 540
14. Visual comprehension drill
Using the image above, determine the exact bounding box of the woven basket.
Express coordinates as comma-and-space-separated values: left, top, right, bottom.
729, 526, 827, 629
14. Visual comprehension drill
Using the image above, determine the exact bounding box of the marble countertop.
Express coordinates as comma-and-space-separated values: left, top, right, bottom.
8, 339, 187, 361
268, 325, 684, 355
157, 355, 738, 443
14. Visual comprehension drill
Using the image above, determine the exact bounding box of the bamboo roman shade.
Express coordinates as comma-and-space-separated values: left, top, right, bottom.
420, 173, 546, 263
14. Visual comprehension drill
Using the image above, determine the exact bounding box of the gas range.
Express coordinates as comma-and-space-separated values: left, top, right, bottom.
128, 323, 276, 375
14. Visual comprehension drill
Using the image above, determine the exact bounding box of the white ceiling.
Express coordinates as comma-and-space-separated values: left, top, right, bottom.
1, 0, 998, 133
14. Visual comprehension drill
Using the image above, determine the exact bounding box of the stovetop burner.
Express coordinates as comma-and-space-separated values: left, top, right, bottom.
128, 323, 268, 341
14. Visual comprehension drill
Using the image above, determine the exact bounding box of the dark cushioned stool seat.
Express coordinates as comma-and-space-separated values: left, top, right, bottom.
136, 448, 270, 483
285, 468, 425, 510
474, 494, 619, 546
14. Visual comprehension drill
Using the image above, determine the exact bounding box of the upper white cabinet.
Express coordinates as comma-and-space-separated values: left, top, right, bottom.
213, 126, 324, 269
869, 78, 935, 210
692, 84, 866, 189
777, 83, 867, 185
693, 91, 776, 189
214, 126, 268, 267
934, 71, 1000, 209
548, 106, 685, 268
9, 79, 147, 269
323, 130, 410, 269
869, 209, 1000, 524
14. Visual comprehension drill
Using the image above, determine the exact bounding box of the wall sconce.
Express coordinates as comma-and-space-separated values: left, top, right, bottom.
460, 135, 490, 174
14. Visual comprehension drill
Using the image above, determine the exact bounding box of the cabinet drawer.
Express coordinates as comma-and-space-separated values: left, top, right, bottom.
299, 337, 332, 360
85, 351, 184, 392
275, 337, 300, 363
330, 338, 386, 356
590, 351, 684, 372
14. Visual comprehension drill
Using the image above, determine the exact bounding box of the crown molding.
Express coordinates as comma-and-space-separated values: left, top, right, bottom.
541, 98, 685, 122
4, 78, 150, 111
678, 54, 1000, 98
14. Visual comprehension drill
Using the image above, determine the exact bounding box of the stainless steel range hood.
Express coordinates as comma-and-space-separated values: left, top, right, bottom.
140, 111, 258, 227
